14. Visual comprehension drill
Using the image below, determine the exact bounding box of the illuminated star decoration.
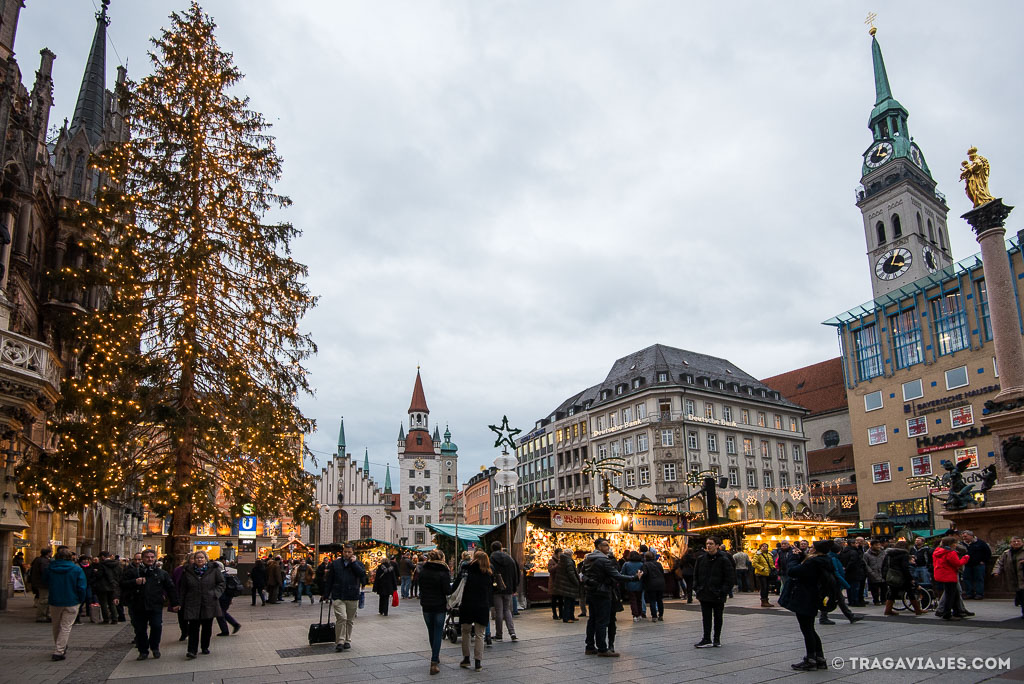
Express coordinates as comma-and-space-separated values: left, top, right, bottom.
488, 415, 521, 452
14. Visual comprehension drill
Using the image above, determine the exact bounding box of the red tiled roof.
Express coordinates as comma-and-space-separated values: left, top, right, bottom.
403, 430, 436, 455
408, 369, 430, 414
761, 358, 847, 417
388, 494, 401, 512
807, 445, 855, 476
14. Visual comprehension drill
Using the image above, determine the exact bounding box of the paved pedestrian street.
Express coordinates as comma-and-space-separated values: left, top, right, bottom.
3, 592, 1024, 684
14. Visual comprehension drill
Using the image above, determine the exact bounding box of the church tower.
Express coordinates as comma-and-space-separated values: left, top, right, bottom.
856, 27, 953, 299
396, 368, 442, 546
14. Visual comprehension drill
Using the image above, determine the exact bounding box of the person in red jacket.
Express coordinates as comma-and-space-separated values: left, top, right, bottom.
932, 536, 970, 620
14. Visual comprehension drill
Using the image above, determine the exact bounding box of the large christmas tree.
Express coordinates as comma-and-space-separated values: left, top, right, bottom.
25, 3, 317, 562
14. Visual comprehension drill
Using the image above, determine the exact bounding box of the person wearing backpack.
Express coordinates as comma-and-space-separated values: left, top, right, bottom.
780, 540, 834, 671
215, 562, 242, 636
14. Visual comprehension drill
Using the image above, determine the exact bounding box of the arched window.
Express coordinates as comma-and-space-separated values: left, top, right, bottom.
916, 212, 924, 236
763, 501, 778, 519
781, 501, 794, 520
727, 500, 744, 522
891, 214, 902, 238
875, 221, 886, 246
71, 152, 86, 198
359, 515, 373, 539
937, 226, 945, 250
332, 510, 348, 544
927, 219, 935, 243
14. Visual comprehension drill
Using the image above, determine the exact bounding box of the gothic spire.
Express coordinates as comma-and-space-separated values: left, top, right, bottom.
363, 448, 369, 473
408, 368, 429, 415
338, 417, 346, 454
69, 0, 110, 146
384, 465, 392, 494
870, 33, 892, 107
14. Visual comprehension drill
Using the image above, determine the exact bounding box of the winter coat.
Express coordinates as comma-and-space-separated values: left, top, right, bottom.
398, 556, 415, 577
932, 547, 970, 583
838, 546, 866, 582
693, 550, 736, 604
554, 553, 581, 597
490, 550, 518, 595
325, 558, 367, 601
882, 548, 912, 592
547, 556, 560, 595
250, 561, 268, 587
641, 560, 666, 592
994, 547, 1024, 591
292, 563, 314, 585
121, 564, 179, 612
457, 562, 493, 626
417, 561, 451, 613
622, 561, 644, 593
46, 560, 87, 607
775, 548, 794, 578
266, 560, 283, 586
179, 564, 225, 621
581, 549, 635, 598
93, 558, 122, 595
965, 539, 992, 567
372, 561, 398, 595
752, 550, 774, 577
779, 554, 832, 617
913, 544, 933, 571
680, 549, 697, 577
827, 553, 851, 590
29, 554, 50, 590
732, 551, 750, 570
864, 548, 885, 582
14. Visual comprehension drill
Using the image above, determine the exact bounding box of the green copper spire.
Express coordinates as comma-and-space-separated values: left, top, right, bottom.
384, 465, 392, 494
870, 35, 892, 106
363, 448, 369, 473
338, 417, 346, 453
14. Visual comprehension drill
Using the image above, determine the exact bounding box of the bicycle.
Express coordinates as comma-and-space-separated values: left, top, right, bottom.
893, 585, 933, 612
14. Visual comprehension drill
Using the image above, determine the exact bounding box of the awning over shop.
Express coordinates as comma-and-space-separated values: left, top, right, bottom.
426, 524, 497, 545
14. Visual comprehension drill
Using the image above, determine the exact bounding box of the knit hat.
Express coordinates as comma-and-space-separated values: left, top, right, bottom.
812, 540, 833, 555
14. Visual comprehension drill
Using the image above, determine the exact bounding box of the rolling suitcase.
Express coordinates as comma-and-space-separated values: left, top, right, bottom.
308, 599, 335, 645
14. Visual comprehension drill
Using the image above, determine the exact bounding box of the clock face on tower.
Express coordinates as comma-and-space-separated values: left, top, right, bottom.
414, 459, 426, 470
875, 248, 913, 280
865, 141, 894, 169
910, 145, 924, 168
922, 245, 938, 273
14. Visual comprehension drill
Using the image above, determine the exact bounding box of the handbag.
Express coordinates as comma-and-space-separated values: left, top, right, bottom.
307, 599, 335, 645
885, 568, 903, 586
493, 571, 506, 592
358, 591, 365, 609
392, 590, 399, 607
447, 575, 466, 610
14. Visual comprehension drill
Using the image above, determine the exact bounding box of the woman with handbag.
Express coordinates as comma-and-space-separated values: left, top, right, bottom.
752, 543, 776, 607
372, 558, 398, 617
418, 550, 451, 675
779, 540, 834, 671
459, 551, 493, 672
881, 540, 923, 616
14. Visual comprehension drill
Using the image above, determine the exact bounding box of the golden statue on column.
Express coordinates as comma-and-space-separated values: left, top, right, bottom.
960, 146, 996, 207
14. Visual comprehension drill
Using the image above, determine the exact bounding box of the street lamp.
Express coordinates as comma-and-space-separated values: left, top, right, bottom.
493, 450, 519, 553
870, 512, 894, 541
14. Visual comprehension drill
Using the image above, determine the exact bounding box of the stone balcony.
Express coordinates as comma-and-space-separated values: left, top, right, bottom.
0, 328, 62, 431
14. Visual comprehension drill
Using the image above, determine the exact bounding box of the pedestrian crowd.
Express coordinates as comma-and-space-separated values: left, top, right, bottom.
16, 527, 1021, 670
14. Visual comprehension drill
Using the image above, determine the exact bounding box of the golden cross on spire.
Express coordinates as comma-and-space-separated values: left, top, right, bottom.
865, 12, 878, 36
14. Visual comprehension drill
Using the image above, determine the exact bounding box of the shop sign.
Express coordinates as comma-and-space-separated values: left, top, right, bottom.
193, 540, 220, 546
550, 510, 622, 532
631, 514, 686, 533
916, 425, 990, 454
238, 515, 258, 539
592, 418, 647, 438
904, 385, 999, 416
685, 415, 738, 429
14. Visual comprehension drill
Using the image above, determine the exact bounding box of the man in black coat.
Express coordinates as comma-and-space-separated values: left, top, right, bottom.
838, 539, 867, 607
693, 538, 736, 648
120, 549, 179, 660
489, 541, 519, 641
324, 544, 368, 652
581, 538, 637, 657
93, 551, 122, 625
961, 531, 992, 600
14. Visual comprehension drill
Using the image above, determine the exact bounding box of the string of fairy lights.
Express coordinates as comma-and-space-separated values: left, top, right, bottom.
18, 4, 318, 537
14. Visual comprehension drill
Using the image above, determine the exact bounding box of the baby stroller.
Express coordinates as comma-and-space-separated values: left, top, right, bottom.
443, 604, 461, 644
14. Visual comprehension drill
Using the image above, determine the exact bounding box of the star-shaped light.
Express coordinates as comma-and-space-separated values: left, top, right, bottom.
488, 415, 521, 452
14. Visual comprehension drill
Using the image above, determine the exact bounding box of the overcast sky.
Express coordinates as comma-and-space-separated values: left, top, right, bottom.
19, 1, 1024, 495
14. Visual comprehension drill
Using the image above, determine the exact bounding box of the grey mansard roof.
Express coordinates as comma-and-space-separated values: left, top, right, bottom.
541, 343, 804, 424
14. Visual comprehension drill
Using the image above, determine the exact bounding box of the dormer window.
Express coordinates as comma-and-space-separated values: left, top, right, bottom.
657, 372, 668, 383
568, 407, 575, 416
685, 375, 694, 384
632, 378, 641, 389
702, 378, 710, 387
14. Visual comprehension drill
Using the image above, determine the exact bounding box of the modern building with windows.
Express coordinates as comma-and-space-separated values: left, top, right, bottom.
524, 344, 812, 521
824, 27, 1018, 529
463, 467, 496, 525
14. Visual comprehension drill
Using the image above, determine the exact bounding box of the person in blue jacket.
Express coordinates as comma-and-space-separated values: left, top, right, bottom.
46, 546, 87, 661
818, 541, 864, 626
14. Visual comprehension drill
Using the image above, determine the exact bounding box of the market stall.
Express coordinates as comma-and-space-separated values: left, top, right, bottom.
425, 523, 496, 560
687, 518, 855, 553
347, 538, 419, 568
266, 537, 312, 561
491, 505, 694, 606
